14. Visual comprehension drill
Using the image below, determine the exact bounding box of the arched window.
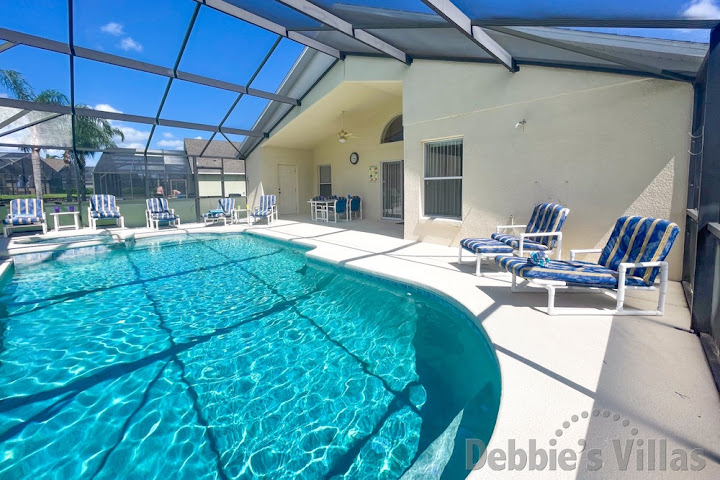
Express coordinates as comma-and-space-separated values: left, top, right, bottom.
381, 115, 403, 143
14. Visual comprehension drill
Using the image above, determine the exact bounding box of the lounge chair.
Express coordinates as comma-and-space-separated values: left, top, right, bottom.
250, 195, 277, 225
146, 198, 180, 230
496, 216, 680, 316
458, 203, 570, 275
2, 198, 48, 237
203, 197, 235, 226
88, 194, 124, 230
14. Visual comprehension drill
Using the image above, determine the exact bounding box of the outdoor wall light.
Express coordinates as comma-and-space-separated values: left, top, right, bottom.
515, 119, 527, 130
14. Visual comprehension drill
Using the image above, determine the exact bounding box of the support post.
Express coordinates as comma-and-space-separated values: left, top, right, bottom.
193, 155, 201, 222
692, 26, 720, 338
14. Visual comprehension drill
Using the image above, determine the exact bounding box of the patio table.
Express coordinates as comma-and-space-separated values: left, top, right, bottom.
307, 199, 335, 222
51, 211, 81, 232
232, 207, 251, 225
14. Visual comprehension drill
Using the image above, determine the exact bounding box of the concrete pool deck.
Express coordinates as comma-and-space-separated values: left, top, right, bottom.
1, 218, 719, 479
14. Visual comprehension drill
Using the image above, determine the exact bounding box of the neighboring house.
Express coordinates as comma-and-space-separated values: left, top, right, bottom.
91, 142, 245, 200
0, 152, 69, 195
184, 139, 246, 198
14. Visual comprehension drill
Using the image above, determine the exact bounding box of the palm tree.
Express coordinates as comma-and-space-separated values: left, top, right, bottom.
1, 69, 124, 200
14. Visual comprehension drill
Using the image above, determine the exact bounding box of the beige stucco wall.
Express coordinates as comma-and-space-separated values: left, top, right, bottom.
248, 56, 692, 279
310, 103, 404, 220
403, 61, 692, 279
246, 146, 314, 214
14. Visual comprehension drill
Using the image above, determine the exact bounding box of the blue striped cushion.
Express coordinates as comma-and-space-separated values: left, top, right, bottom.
598, 217, 679, 284
218, 197, 235, 214
3, 215, 43, 225
524, 203, 568, 248
90, 195, 121, 218
460, 238, 514, 254
146, 197, 170, 213
9, 198, 44, 218
90, 194, 117, 211
491, 233, 550, 251
496, 256, 648, 288
251, 209, 273, 217
150, 212, 178, 220
91, 210, 122, 219
259, 195, 276, 211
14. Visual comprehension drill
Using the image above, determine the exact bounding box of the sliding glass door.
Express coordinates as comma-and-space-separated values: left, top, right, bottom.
382, 161, 403, 220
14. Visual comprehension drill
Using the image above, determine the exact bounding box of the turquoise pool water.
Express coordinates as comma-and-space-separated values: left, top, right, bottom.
0, 234, 500, 479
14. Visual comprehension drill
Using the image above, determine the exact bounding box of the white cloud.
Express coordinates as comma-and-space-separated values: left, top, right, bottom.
119, 37, 143, 52
0, 93, 8, 98
156, 139, 184, 150
162, 132, 175, 139
94, 103, 123, 114
100, 22, 125, 36
682, 0, 720, 18
112, 123, 151, 150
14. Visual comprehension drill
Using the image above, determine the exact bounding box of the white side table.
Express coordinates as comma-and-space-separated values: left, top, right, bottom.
51, 211, 81, 232
232, 208, 251, 225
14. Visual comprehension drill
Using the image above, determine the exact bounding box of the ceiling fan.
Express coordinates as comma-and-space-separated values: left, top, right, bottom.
337, 111, 360, 143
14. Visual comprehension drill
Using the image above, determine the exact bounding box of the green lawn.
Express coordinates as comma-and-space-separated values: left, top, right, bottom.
0, 194, 72, 201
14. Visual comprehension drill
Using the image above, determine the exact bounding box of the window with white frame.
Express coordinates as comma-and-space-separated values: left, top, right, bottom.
318, 165, 332, 197
424, 138, 463, 219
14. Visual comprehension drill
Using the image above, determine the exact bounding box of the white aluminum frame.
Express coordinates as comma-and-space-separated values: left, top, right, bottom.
231, 208, 251, 225
145, 208, 181, 230
457, 246, 513, 276
51, 211, 80, 232
3, 216, 48, 237
349, 198, 362, 221
508, 248, 670, 316
326, 199, 349, 223
250, 203, 278, 225
88, 206, 125, 230
203, 213, 228, 226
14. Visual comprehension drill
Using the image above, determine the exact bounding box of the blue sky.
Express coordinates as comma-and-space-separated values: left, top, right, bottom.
0, 0, 717, 157
0, 0, 305, 154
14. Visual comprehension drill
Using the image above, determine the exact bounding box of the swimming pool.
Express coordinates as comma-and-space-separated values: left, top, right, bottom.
0, 233, 500, 479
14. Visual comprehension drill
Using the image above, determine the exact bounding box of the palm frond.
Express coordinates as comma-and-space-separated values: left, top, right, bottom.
0, 69, 35, 101
34, 89, 69, 105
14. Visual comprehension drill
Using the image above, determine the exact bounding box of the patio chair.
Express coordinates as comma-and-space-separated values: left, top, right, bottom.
349, 196, 362, 220
3, 198, 47, 237
495, 216, 680, 316
327, 197, 349, 223
458, 203, 569, 275
88, 194, 125, 230
250, 195, 277, 225
311, 196, 327, 222
145, 197, 180, 230
202, 197, 235, 226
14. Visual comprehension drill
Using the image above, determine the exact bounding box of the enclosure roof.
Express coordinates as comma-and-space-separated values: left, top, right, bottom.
94, 150, 193, 175
184, 138, 243, 159
0, 1, 715, 160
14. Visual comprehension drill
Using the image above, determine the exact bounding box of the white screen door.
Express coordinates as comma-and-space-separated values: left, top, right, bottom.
278, 164, 298, 214
382, 161, 404, 219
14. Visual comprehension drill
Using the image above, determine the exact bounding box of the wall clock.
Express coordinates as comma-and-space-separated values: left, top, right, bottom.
349, 152, 359, 165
